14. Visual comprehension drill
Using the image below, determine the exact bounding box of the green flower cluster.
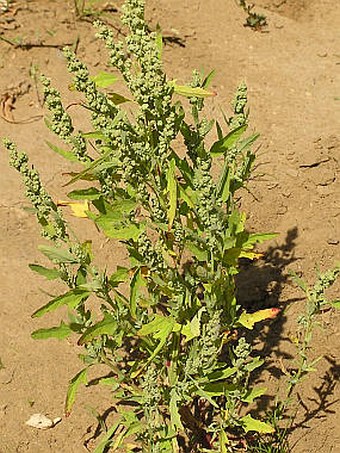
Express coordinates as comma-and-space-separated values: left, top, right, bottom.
95, 1, 177, 163
184, 310, 222, 376
229, 81, 248, 129
137, 232, 168, 273
41, 75, 74, 140
41, 76, 89, 162
4, 139, 67, 241
193, 155, 224, 247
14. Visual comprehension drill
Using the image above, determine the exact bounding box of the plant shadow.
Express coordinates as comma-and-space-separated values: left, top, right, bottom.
236, 227, 302, 411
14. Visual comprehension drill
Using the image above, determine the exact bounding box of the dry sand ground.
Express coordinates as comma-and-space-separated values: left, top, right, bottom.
0, 1, 339, 451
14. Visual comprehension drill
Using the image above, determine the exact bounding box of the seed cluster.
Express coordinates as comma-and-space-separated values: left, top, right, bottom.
4, 139, 67, 241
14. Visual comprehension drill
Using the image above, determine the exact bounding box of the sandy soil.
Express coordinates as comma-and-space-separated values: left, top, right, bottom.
0, 0, 339, 452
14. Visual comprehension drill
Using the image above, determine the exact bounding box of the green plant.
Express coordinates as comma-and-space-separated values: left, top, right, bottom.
250, 266, 340, 453
3, 0, 309, 451
74, 0, 118, 21
238, 0, 267, 30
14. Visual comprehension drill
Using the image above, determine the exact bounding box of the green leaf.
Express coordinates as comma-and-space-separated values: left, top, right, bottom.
237, 133, 260, 153
172, 152, 194, 185
206, 367, 237, 383
241, 414, 275, 434
130, 267, 144, 319
138, 315, 174, 338
170, 389, 184, 430
65, 368, 88, 416
210, 124, 248, 157
95, 215, 144, 241
91, 71, 118, 88
170, 80, 216, 98
245, 357, 264, 373
202, 69, 215, 89
179, 184, 196, 209
108, 92, 131, 105
32, 289, 90, 318
31, 321, 73, 340
109, 198, 137, 214
200, 382, 236, 397
29, 264, 60, 280
109, 266, 129, 287
216, 159, 232, 203
219, 430, 229, 453
167, 158, 177, 229
181, 308, 205, 342
67, 188, 101, 200
330, 300, 340, 309
93, 419, 122, 453
242, 232, 278, 249
38, 245, 77, 264
238, 308, 280, 330
45, 141, 79, 163
64, 150, 116, 187
133, 315, 175, 377
241, 387, 267, 403
81, 131, 106, 140
155, 25, 163, 59
186, 241, 208, 262
78, 315, 117, 345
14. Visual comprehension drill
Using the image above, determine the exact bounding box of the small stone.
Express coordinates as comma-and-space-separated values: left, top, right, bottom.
25, 414, 62, 429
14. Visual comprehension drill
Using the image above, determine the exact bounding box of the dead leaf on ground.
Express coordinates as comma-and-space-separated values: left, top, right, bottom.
0, 80, 30, 121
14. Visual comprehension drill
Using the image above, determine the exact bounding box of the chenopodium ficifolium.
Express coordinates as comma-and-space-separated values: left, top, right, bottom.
4, 0, 280, 449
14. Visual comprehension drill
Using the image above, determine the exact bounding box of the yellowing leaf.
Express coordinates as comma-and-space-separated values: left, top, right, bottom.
238, 308, 280, 330
169, 80, 216, 98
239, 250, 263, 260
241, 414, 275, 434
57, 200, 89, 218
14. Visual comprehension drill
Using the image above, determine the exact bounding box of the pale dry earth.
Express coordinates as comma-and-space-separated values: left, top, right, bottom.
0, 1, 339, 452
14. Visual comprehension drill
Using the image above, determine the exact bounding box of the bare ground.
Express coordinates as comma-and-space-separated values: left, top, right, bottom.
0, 1, 339, 452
